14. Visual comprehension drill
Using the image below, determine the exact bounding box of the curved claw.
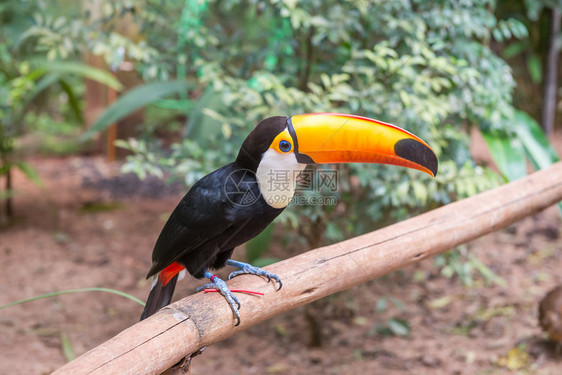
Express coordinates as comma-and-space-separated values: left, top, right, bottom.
225, 260, 283, 290
233, 295, 241, 310
227, 270, 242, 280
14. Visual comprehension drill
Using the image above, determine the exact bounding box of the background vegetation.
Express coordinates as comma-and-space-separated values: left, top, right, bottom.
1, 0, 561, 268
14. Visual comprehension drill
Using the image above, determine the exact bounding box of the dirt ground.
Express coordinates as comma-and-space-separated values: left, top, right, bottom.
1, 132, 562, 374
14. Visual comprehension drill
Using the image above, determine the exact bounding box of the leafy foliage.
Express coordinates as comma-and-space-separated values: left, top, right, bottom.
82, 80, 193, 140
497, 0, 562, 114
113, 0, 513, 246
482, 110, 560, 181
0, 58, 121, 220
0, 1, 123, 221
435, 246, 507, 287
5, 0, 558, 249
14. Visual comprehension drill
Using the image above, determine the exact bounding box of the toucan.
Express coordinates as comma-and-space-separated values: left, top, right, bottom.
140, 113, 438, 324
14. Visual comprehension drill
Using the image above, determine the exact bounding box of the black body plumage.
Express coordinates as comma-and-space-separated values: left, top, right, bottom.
146, 162, 284, 279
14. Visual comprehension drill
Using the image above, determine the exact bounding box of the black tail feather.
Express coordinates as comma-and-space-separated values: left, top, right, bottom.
140, 274, 178, 321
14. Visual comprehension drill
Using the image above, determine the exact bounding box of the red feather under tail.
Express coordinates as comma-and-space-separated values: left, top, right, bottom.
140, 262, 185, 321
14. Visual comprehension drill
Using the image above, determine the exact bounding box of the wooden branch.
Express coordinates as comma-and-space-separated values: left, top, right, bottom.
54, 162, 562, 375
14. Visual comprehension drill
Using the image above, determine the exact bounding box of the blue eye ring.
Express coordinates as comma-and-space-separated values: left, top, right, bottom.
279, 140, 292, 153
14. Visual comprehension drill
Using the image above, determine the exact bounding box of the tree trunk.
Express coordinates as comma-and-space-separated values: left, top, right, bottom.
82, 0, 144, 159
542, 7, 561, 137
83, 0, 107, 154
5, 165, 12, 219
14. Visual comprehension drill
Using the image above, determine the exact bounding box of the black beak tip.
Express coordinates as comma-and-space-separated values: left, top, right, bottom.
394, 139, 438, 177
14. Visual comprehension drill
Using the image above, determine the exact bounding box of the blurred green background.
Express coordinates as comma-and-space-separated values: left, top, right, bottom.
2, 0, 560, 251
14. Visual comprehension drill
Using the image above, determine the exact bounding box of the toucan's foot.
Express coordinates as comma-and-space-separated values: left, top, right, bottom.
225, 259, 282, 290
197, 271, 241, 326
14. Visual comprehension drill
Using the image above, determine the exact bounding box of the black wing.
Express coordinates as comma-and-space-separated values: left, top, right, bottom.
146, 165, 235, 278
146, 163, 266, 278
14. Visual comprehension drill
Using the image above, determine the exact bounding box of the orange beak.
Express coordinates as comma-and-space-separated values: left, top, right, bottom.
289, 113, 438, 177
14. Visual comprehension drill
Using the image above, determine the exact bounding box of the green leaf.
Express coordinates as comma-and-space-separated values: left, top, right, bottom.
527, 55, 542, 83
512, 110, 559, 170
484, 111, 561, 214
82, 81, 193, 140
246, 223, 274, 263
483, 111, 559, 178
184, 87, 227, 144
507, 18, 528, 39
37, 61, 123, 90
154, 99, 193, 111
469, 255, 507, 288
511, 110, 562, 216
0, 287, 145, 310
412, 180, 428, 204
427, 295, 453, 309
60, 332, 76, 362
387, 318, 411, 337
502, 42, 526, 59
58, 78, 84, 124
480, 130, 526, 181
15, 161, 43, 187
492, 28, 504, 42
376, 298, 387, 312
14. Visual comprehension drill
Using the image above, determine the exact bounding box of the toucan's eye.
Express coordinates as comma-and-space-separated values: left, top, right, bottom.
279, 140, 292, 153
